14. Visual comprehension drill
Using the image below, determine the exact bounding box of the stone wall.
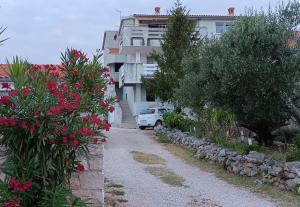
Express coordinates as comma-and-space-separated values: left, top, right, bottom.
71, 142, 105, 207
155, 126, 300, 193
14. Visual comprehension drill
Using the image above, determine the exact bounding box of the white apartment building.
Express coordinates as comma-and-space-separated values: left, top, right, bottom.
102, 7, 236, 126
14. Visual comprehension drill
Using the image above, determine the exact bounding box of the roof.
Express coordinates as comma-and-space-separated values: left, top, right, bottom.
0, 64, 64, 79
132, 14, 236, 20
0, 64, 9, 78
118, 14, 236, 33
102, 31, 119, 50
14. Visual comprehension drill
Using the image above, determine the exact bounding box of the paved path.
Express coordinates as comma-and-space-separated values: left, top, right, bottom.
104, 128, 276, 207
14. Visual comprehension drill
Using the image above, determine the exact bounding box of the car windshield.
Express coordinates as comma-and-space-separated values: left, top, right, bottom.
140, 109, 155, 115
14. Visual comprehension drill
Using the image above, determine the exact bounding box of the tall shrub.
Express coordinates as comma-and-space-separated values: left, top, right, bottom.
0, 49, 115, 206
178, 2, 300, 145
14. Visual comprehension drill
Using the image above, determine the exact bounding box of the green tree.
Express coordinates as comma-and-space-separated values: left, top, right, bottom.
178, 1, 300, 145
142, 0, 198, 106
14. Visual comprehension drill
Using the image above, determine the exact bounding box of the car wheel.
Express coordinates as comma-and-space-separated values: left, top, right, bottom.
139, 126, 146, 130
155, 120, 162, 127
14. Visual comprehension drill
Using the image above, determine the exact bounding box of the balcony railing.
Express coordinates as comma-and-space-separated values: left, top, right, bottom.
142, 64, 158, 77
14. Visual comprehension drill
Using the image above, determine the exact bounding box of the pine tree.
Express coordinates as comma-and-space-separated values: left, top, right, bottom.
142, 0, 197, 105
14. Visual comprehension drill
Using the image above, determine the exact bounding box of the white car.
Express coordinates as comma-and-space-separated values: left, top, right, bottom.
137, 108, 170, 130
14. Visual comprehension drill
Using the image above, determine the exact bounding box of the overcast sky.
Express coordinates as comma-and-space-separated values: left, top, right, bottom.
0, 0, 294, 64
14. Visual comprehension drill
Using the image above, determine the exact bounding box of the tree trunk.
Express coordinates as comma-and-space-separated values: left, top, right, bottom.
255, 127, 274, 146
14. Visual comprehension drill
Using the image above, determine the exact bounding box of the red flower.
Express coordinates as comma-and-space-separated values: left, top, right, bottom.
69, 133, 76, 139
9, 117, 17, 126
22, 88, 30, 96
34, 111, 41, 116
0, 96, 10, 105
3, 198, 20, 207
70, 93, 81, 102
47, 106, 62, 116
49, 138, 56, 144
102, 138, 107, 144
70, 139, 79, 149
61, 136, 67, 143
47, 81, 58, 93
93, 138, 98, 144
8, 90, 19, 96
62, 125, 68, 133
59, 82, 68, 93
8, 178, 32, 192
76, 163, 85, 172
21, 121, 27, 129
29, 125, 35, 135
78, 127, 91, 137
2, 82, 11, 89
105, 122, 110, 131
109, 106, 115, 113
90, 131, 97, 137
35, 120, 41, 127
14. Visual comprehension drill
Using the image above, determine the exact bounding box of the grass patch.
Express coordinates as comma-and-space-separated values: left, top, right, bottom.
145, 166, 185, 187
161, 143, 300, 207
131, 150, 166, 165
158, 134, 170, 143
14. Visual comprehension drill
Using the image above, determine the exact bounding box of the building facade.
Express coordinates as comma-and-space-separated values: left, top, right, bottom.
102, 8, 236, 125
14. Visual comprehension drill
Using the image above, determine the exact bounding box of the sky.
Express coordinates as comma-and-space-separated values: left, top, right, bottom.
0, 0, 294, 64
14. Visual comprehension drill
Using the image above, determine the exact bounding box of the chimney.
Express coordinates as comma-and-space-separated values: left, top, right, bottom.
228, 7, 235, 16
155, 7, 161, 15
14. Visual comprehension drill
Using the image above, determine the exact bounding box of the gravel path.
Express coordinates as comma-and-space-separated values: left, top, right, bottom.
104, 128, 277, 207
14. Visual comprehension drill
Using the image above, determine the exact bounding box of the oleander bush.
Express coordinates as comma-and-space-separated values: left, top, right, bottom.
0, 49, 115, 206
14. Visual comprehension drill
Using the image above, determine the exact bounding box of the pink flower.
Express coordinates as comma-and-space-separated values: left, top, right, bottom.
3, 198, 20, 207
8, 90, 19, 96
93, 138, 98, 144
69, 133, 75, 139
9, 117, 17, 126
70, 139, 79, 149
21, 121, 27, 129
105, 122, 110, 131
61, 137, 67, 143
2, 82, 11, 89
49, 138, 56, 144
22, 88, 30, 96
0, 96, 10, 105
109, 106, 115, 113
76, 163, 85, 172
78, 127, 91, 137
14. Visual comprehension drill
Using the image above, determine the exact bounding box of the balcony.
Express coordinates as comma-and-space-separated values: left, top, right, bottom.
142, 64, 158, 77
119, 26, 165, 54
119, 63, 159, 87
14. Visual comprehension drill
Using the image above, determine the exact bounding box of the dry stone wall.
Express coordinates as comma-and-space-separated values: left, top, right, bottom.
71, 142, 104, 207
155, 126, 300, 193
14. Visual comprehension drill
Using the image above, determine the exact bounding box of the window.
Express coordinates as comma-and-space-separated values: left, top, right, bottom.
146, 56, 155, 64
115, 63, 123, 73
140, 109, 155, 115
216, 22, 232, 34
131, 38, 144, 46
146, 89, 155, 102
158, 109, 167, 115
147, 38, 161, 47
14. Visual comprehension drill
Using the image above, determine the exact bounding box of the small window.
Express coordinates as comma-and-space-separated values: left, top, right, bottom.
140, 109, 155, 115
216, 22, 232, 34
115, 63, 123, 72
146, 56, 155, 64
158, 109, 167, 115
147, 38, 161, 46
132, 38, 144, 46
146, 91, 155, 102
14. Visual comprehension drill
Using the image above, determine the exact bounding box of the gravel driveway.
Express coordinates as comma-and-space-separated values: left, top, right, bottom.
104, 128, 276, 207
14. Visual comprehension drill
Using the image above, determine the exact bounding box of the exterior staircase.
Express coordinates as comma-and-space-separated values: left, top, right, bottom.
119, 101, 138, 129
